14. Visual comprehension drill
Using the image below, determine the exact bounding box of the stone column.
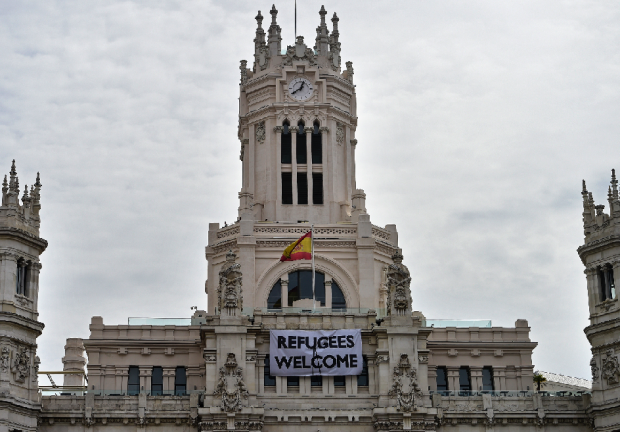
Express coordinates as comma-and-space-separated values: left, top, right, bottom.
163, 367, 175, 394
305, 127, 313, 205
368, 356, 377, 394
612, 260, 620, 299
30, 262, 41, 315
428, 365, 437, 391
324, 279, 332, 309
447, 367, 460, 392
62, 338, 86, 388
470, 366, 483, 391
0, 252, 17, 305
275, 126, 283, 218
115, 367, 127, 394
586, 267, 599, 310
281, 279, 289, 309
350, 139, 358, 191
258, 355, 266, 394
291, 126, 298, 204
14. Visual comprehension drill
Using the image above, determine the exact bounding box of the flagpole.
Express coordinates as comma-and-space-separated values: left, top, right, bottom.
311, 223, 315, 310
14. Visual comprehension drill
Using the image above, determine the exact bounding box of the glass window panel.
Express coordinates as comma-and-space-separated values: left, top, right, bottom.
287, 376, 299, 387
312, 173, 323, 204
332, 282, 346, 311
357, 356, 369, 386
459, 367, 471, 391
482, 367, 494, 391
288, 271, 300, 306
175, 366, 186, 396
334, 376, 346, 387
151, 367, 163, 396
315, 272, 325, 306
128, 366, 140, 396
311, 124, 322, 164
436, 367, 448, 391
264, 356, 276, 386
268, 281, 282, 310
311, 375, 322, 387
299, 270, 313, 300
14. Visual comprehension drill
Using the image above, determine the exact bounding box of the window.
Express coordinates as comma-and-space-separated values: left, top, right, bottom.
175, 366, 186, 396
128, 366, 140, 395
357, 356, 369, 386
297, 173, 308, 204
436, 366, 448, 391
281, 121, 291, 164
482, 367, 494, 391
332, 282, 346, 311
311, 375, 322, 387
311, 121, 322, 164
287, 376, 299, 387
599, 265, 616, 301
267, 272, 344, 310
16, 260, 29, 296
264, 356, 276, 386
459, 366, 471, 392
151, 366, 163, 396
282, 172, 293, 204
268, 280, 282, 310
312, 173, 323, 204
334, 376, 346, 387
296, 121, 307, 164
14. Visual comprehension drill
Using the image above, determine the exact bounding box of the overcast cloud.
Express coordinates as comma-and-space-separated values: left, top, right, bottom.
2, 0, 619, 381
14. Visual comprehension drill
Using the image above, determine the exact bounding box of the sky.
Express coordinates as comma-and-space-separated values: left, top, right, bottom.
2, 0, 619, 382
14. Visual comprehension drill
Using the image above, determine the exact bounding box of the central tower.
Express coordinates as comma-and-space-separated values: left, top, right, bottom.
205, 5, 406, 318
238, 5, 363, 225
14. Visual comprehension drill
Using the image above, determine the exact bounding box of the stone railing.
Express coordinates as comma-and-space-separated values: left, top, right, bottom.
216, 225, 240, 239
253, 225, 357, 237
371, 225, 390, 241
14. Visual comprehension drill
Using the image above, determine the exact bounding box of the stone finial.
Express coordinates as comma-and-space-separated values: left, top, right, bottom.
612, 169, 618, 199
255, 10, 263, 28
332, 12, 340, 35
392, 252, 404, 264
345, 61, 354, 83
35, 172, 41, 188
270, 4, 278, 24
2, 175, 7, 192
21, 185, 29, 208
240, 60, 248, 85
319, 5, 327, 24
10, 160, 16, 176
226, 249, 237, 262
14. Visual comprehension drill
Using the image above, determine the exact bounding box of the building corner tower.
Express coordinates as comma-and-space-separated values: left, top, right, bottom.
0, 160, 47, 432
580, 170, 620, 431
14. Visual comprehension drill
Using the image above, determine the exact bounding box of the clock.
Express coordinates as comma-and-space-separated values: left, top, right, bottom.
288, 77, 314, 101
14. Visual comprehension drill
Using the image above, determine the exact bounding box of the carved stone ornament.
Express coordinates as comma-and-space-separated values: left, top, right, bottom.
240, 60, 248, 85
283, 36, 317, 67
255, 121, 266, 144
375, 354, 389, 364
336, 122, 344, 145
386, 253, 412, 317
328, 39, 341, 71
387, 354, 423, 412
32, 355, 40, 382
255, 42, 270, 71
591, 356, 600, 383
213, 353, 249, 412
217, 250, 243, 316
12, 346, 30, 383
0, 347, 10, 372
602, 349, 620, 385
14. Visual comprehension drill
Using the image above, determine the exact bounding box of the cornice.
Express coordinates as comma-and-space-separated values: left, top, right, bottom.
577, 234, 620, 264
0, 311, 44, 334
0, 227, 48, 252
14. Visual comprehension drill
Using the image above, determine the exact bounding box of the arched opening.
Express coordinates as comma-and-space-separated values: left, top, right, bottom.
281, 120, 291, 164
296, 120, 307, 164
311, 120, 322, 164
266, 270, 347, 310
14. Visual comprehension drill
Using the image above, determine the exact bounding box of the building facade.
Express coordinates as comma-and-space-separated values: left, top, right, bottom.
0, 4, 616, 432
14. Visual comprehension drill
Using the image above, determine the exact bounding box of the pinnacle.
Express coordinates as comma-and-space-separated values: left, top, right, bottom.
582, 179, 587, 192
10, 159, 16, 175
35, 172, 41, 187
2, 175, 6, 188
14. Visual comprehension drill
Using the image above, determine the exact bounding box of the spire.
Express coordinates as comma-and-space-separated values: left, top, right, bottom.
22, 184, 30, 208
612, 168, 618, 199
331, 11, 340, 44
1, 175, 7, 207
268, 4, 281, 56
315, 5, 330, 56
9, 159, 18, 193
254, 10, 265, 47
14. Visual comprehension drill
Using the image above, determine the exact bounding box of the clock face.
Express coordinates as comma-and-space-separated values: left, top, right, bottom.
288, 77, 314, 101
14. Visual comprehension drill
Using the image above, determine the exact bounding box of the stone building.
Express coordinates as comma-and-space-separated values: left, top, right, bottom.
0, 4, 618, 432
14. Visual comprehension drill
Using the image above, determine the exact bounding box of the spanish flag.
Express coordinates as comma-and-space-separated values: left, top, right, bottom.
280, 231, 312, 261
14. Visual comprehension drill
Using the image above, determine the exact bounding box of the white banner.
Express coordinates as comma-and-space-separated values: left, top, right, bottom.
269, 329, 362, 376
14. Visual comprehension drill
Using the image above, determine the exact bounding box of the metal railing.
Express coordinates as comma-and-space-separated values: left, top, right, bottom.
430, 390, 590, 397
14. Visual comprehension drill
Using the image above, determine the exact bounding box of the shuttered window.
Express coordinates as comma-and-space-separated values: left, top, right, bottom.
282, 172, 293, 204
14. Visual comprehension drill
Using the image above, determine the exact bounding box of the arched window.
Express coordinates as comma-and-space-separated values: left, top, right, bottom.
266, 271, 345, 310
281, 121, 291, 164
599, 265, 616, 301
332, 282, 346, 311
296, 121, 307, 164
311, 121, 322, 164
